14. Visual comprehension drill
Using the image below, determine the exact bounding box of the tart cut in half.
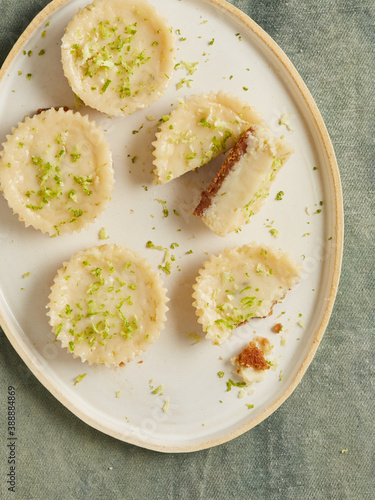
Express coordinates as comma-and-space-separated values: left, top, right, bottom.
192, 244, 301, 345
61, 0, 175, 116
0, 108, 113, 236
152, 92, 266, 184
194, 124, 294, 236
47, 244, 169, 366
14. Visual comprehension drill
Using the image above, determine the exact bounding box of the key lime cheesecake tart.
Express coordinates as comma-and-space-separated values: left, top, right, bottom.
194, 124, 294, 236
0, 108, 113, 236
192, 244, 301, 345
61, 0, 175, 116
47, 244, 169, 366
152, 92, 266, 184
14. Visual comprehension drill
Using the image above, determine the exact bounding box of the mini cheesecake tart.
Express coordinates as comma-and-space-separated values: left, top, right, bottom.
47, 244, 169, 366
192, 244, 301, 345
0, 108, 113, 236
152, 92, 266, 184
61, 0, 175, 116
194, 124, 294, 236
231, 337, 274, 385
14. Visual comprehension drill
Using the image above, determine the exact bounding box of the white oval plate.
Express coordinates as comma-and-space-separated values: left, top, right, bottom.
0, 0, 343, 452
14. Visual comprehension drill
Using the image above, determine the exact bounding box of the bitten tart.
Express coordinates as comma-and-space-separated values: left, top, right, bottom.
194, 124, 294, 236
152, 92, 265, 184
61, 0, 175, 116
192, 244, 301, 345
47, 244, 169, 366
0, 108, 113, 236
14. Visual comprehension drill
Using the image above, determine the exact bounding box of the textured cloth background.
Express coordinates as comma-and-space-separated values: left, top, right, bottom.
0, 0, 374, 499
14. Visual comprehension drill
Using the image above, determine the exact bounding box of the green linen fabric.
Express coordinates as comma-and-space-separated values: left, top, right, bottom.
0, 0, 373, 499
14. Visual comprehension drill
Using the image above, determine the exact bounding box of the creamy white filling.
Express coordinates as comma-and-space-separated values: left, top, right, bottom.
200, 125, 294, 236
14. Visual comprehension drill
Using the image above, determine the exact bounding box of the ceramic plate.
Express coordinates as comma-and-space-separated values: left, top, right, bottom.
0, 0, 343, 452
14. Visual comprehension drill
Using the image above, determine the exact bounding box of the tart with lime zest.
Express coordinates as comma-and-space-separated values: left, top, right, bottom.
61, 0, 175, 116
47, 244, 169, 366
0, 108, 113, 236
192, 243, 301, 345
152, 91, 266, 184
194, 124, 294, 236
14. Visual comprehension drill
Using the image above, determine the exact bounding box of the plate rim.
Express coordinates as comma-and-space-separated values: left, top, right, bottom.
0, 0, 344, 453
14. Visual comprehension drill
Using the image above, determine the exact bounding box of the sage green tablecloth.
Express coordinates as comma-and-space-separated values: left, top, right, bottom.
0, 1, 373, 499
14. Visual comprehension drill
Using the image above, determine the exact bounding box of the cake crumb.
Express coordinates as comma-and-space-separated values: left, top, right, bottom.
235, 340, 270, 371
272, 323, 283, 334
